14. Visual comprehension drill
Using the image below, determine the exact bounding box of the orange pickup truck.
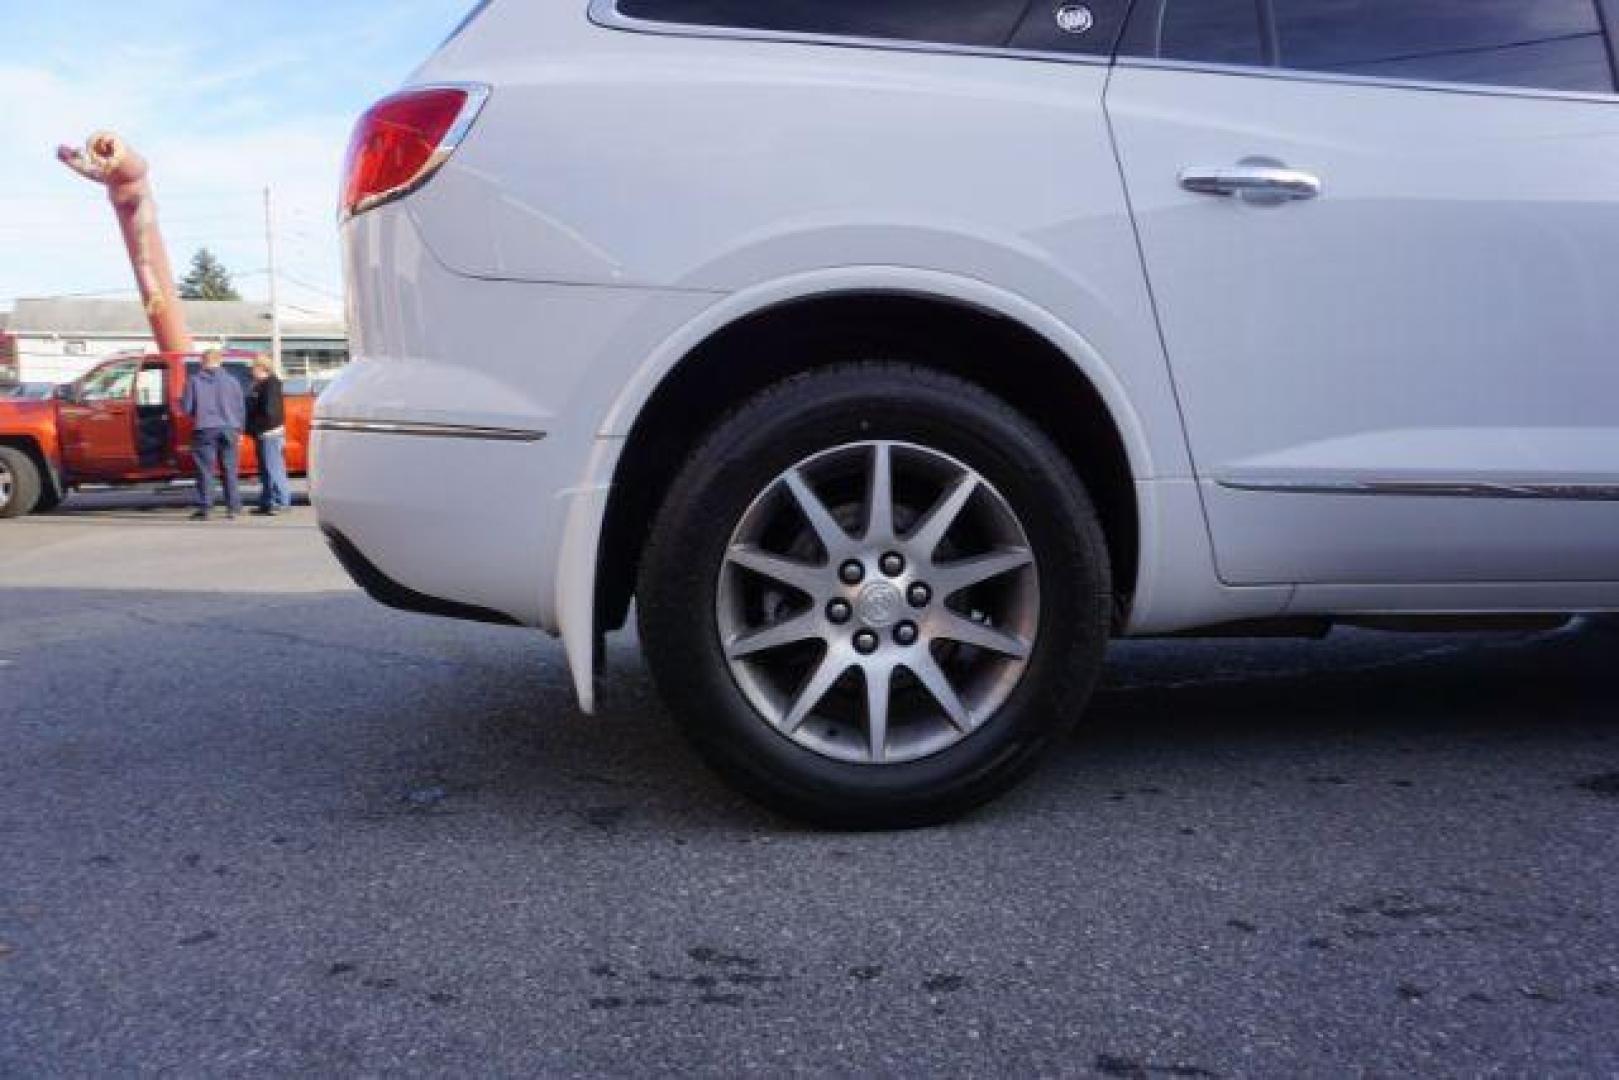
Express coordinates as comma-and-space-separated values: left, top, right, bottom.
0, 350, 314, 518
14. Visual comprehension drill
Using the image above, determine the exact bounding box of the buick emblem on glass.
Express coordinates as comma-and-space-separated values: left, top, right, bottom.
1054, 3, 1095, 34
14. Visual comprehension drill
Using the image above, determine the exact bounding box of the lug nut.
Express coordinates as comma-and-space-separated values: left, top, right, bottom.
839, 560, 865, 585
907, 582, 932, 608
853, 630, 880, 655
879, 552, 906, 577
826, 599, 853, 624
894, 621, 919, 647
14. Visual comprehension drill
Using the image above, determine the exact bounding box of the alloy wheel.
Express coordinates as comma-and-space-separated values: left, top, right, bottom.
716, 440, 1040, 765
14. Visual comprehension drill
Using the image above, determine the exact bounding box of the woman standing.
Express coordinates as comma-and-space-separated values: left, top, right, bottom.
246, 357, 291, 516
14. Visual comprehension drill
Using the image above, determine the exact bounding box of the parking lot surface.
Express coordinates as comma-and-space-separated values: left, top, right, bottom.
2, 492, 1617, 1075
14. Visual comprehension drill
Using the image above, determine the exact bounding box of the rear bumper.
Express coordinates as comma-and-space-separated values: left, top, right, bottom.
311, 421, 564, 629
321, 525, 521, 627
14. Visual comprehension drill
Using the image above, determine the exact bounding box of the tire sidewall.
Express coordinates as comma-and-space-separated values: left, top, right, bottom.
0, 447, 41, 519
639, 366, 1112, 825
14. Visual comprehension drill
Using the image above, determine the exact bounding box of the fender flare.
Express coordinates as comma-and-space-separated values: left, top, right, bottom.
554, 265, 1157, 711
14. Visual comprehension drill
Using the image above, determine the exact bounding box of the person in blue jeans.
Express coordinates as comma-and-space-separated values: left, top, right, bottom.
181, 349, 246, 520
246, 357, 291, 516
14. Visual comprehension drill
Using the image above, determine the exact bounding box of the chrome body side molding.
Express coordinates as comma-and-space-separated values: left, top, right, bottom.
1218, 478, 1619, 501
313, 418, 547, 443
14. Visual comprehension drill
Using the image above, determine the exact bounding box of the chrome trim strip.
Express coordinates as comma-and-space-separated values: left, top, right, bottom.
1118, 57, 1619, 106
313, 418, 547, 443
587, 0, 1110, 68
1218, 478, 1619, 501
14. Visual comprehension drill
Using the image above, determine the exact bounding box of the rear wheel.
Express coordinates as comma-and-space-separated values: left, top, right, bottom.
32, 483, 64, 513
0, 447, 42, 519
637, 364, 1113, 828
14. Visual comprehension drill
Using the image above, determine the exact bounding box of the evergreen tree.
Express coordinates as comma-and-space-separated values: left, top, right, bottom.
178, 248, 241, 301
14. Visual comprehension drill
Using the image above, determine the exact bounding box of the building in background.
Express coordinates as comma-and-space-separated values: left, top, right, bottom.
0, 310, 16, 383
3, 298, 347, 384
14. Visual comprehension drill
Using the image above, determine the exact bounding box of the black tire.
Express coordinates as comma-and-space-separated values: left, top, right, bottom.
32, 484, 64, 514
637, 363, 1113, 828
0, 446, 42, 519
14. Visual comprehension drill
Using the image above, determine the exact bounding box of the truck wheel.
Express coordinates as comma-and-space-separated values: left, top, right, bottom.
33, 485, 64, 513
0, 446, 42, 519
637, 363, 1113, 828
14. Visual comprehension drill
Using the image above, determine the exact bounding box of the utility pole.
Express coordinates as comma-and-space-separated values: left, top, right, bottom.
264, 185, 282, 373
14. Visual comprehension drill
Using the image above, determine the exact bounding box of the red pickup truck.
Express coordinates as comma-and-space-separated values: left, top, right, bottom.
0, 350, 314, 517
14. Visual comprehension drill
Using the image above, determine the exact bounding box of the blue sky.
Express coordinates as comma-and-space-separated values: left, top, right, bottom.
0, 0, 473, 314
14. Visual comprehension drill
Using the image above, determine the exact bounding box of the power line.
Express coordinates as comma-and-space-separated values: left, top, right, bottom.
0, 189, 290, 203
0, 212, 263, 232
0, 275, 340, 309
276, 272, 345, 300
283, 302, 343, 318
9, 284, 141, 300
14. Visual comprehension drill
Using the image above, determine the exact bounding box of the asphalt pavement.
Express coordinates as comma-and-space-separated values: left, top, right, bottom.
2, 489, 1617, 1076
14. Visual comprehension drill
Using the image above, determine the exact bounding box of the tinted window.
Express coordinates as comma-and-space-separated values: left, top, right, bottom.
1007, 2, 1137, 58
1119, 0, 1267, 66
1275, 0, 1614, 92
615, 0, 1027, 49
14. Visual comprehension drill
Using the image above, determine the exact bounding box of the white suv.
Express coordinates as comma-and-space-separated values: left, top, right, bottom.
315, 0, 1619, 826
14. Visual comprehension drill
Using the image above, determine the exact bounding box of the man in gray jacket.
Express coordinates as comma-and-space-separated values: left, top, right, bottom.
181, 349, 247, 520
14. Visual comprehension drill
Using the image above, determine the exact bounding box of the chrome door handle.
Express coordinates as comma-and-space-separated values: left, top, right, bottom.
1179, 165, 1322, 203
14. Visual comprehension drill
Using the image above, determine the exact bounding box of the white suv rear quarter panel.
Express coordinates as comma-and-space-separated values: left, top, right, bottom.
317, 202, 716, 628
408, 22, 1197, 481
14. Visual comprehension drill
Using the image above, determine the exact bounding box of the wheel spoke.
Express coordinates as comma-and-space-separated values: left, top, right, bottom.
863, 661, 893, 762
906, 651, 971, 732
725, 612, 822, 660
726, 544, 825, 597
783, 468, 851, 556
907, 473, 977, 560
864, 442, 895, 543
718, 439, 1040, 766
931, 546, 1034, 599
931, 611, 1031, 659
782, 652, 850, 733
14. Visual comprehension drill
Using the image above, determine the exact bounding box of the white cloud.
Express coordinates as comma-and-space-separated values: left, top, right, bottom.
0, 62, 351, 312
1, 56, 352, 314
0, 1, 467, 314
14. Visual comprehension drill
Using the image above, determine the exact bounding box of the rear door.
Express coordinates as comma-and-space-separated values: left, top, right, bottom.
1106, 0, 1619, 585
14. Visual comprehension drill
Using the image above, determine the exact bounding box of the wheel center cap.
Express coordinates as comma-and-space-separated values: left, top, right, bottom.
855, 581, 903, 628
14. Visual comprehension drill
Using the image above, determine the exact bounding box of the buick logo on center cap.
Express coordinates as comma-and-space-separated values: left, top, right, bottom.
1055, 3, 1095, 34
857, 582, 903, 629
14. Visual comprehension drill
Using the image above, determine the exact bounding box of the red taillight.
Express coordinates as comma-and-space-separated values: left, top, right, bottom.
340, 85, 488, 220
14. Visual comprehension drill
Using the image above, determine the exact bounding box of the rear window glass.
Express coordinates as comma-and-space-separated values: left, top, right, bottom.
1122, 0, 1616, 93
1273, 0, 1614, 93
1119, 0, 1267, 66
1007, 2, 1138, 57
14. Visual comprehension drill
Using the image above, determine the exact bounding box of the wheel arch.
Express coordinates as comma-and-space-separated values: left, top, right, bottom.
0, 434, 63, 505
573, 273, 1151, 709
